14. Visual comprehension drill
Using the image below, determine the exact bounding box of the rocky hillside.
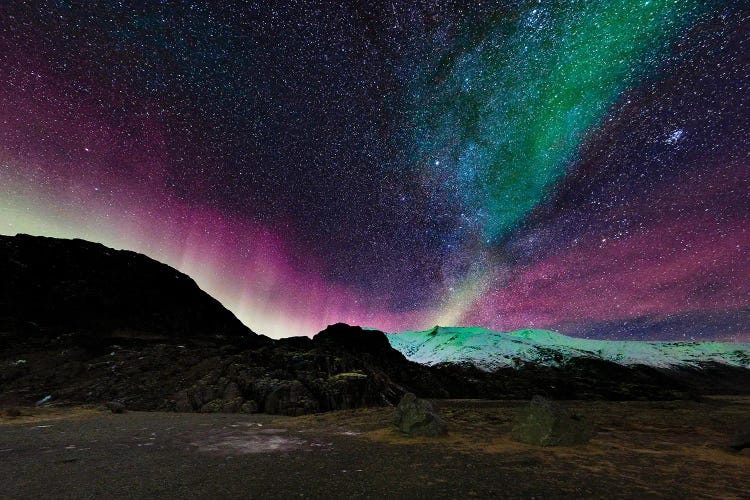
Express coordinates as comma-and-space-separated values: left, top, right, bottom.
2, 320, 443, 415
0, 235, 448, 414
386, 326, 750, 370
1, 234, 748, 414
0, 234, 264, 348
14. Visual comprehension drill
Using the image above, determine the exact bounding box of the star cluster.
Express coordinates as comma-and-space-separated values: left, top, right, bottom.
0, 1, 747, 340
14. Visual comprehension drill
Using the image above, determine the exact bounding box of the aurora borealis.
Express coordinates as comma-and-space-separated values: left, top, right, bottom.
1, 1, 748, 340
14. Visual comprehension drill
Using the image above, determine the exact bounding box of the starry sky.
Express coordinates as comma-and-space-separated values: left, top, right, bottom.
1, 1, 748, 340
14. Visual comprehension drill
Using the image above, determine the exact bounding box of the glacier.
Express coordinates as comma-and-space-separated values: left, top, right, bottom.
385, 326, 750, 371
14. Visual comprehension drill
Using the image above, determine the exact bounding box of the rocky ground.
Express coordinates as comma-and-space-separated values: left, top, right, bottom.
1, 397, 748, 499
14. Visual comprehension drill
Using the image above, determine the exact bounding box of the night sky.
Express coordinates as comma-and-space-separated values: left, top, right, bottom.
1, 1, 748, 340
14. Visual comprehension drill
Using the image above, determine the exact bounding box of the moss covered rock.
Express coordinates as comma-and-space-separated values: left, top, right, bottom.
511, 396, 593, 446
393, 393, 447, 437
200, 399, 225, 413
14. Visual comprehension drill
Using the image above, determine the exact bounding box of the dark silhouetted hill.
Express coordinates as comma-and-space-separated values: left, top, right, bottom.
0, 234, 264, 348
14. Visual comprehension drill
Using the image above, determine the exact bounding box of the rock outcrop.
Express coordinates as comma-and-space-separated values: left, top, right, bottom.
393, 392, 448, 437
105, 401, 126, 414
511, 396, 593, 446
161, 325, 443, 416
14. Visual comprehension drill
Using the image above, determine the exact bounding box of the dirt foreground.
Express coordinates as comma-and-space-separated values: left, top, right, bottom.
1, 397, 748, 499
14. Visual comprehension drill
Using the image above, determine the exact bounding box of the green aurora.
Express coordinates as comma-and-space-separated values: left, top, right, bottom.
406, 0, 712, 240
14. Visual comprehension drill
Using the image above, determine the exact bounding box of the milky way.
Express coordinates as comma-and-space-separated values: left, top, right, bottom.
1, 1, 748, 339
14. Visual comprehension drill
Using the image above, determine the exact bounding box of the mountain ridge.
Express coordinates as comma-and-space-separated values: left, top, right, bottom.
2, 234, 749, 413
385, 326, 750, 370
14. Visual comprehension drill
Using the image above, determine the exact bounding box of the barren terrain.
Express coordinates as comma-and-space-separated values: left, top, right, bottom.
1, 397, 748, 498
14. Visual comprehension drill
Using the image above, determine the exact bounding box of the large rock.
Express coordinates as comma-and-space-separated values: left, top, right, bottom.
105, 401, 126, 413
313, 323, 396, 356
393, 393, 447, 437
240, 400, 258, 414
730, 417, 750, 451
511, 396, 593, 446
200, 399, 225, 413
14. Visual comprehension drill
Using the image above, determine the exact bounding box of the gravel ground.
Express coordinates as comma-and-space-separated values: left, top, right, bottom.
1, 398, 748, 499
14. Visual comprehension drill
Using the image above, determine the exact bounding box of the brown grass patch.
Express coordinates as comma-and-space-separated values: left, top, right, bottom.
0, 406, 100, 426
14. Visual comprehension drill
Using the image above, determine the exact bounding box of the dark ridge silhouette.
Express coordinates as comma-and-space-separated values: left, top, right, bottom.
1, 234, 748, 415
0, 233, 266, 349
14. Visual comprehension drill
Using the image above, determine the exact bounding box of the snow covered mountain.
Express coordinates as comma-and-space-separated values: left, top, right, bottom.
385, 326, 750, 371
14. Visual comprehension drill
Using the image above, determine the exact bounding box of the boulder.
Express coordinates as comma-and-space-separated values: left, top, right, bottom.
223, 382, 241, 400
200, 399, 225, 413
511, 396, 593, 446
105, 401, 127, 414
730, 417, 750, 451
393, 393, 447, 437
187, 382, 219, 409
172, 391, 193, 412
222, 396, 244, 413
240, 400, 258, 414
